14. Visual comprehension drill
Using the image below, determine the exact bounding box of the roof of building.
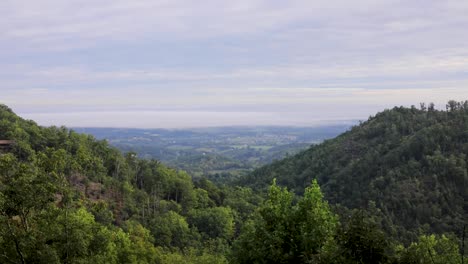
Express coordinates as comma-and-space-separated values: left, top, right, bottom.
0, 140, 15, 145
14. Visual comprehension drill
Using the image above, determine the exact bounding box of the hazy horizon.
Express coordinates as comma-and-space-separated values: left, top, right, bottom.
19, 110, 359, 129
2, 0, 468, 128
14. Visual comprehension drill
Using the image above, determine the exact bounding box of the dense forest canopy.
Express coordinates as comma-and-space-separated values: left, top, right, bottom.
0, 103, 466, 263
242, 101, 468, 241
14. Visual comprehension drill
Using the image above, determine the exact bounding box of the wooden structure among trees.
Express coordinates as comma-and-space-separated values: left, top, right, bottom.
0, 140, 15, 152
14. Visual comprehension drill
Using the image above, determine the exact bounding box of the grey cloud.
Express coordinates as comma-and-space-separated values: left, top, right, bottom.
1, 0, 468, 127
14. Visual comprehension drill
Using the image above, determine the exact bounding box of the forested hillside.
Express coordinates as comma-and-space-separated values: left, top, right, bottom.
0, 103, 466, 263
0, 104, 263, 263
242, 101, 468, 241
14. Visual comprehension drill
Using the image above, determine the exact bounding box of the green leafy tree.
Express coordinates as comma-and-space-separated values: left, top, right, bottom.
232, 179, 337, 263
0, 154, 59, 263
188, 207, 234, 240
148, 211, 194, 249
295, 179, 338, 262
117, 221, 159, 263
333, 210, 391, 264
396, 234, 462, 264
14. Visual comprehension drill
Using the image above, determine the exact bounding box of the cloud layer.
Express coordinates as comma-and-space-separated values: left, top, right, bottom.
1, 0, 468, 127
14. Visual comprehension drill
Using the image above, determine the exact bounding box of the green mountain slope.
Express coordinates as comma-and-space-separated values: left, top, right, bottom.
0, 103, 465, 263
0, 104, 264, 263
242, 102, 468, 239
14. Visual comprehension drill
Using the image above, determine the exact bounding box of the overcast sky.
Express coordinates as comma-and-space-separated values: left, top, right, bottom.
1, 0, 468, 128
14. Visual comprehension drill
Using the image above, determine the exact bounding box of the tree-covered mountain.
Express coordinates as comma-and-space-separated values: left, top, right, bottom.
242, 101, 468, 241
0, 104, 263, 263
0, 103, 465, 263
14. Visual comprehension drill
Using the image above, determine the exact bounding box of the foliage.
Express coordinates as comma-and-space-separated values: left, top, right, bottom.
0, 105, 234, 263
0, 103, 466, 263
231, 179, 338, 263
242, 102, 468, 241
396, 234, 462, 264
333, 210, 392, 263
188, 207, 235, 240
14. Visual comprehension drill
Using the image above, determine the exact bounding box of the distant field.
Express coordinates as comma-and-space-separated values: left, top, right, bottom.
166, 145, 195, 151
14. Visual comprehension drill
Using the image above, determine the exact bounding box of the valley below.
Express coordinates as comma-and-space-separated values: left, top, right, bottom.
75, 125, 351, 181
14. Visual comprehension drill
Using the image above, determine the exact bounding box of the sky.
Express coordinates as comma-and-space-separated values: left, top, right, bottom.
1, 0, 468, 128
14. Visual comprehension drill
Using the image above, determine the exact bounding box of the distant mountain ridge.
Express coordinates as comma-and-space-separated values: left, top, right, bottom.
242, 102, 468, 240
